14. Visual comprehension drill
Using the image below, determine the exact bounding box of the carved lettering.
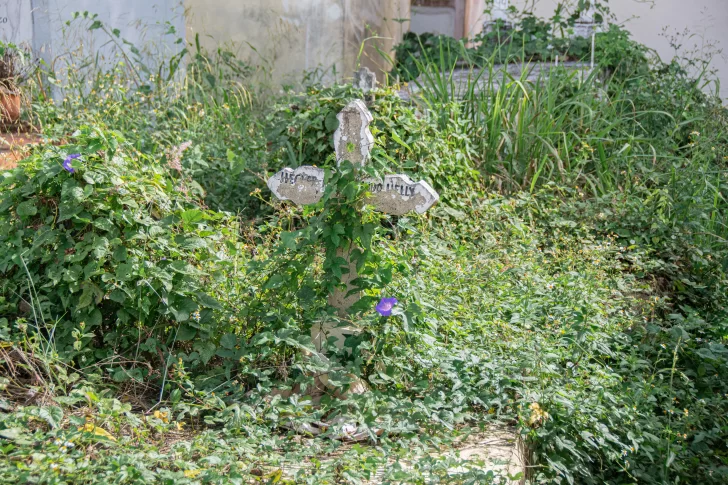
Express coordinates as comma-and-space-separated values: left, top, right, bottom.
267, 166, 326, 206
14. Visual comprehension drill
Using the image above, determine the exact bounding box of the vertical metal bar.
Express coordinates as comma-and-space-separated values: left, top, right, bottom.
591, 32, 596, 69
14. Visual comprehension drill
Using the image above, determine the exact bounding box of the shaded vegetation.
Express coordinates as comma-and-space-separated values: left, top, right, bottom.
1, 8, 727, 485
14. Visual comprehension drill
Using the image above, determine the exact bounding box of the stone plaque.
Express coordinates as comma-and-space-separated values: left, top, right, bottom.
366, 175, 439, 216
267, 166, 325, 206
353, 66, 376, 93
334, 100, 374, 167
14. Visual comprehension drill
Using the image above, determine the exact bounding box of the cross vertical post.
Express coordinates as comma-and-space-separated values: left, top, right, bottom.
267, 99, 439, 356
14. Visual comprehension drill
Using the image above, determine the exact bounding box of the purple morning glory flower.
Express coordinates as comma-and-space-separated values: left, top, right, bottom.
62, 154, 81, 173
376, 297, 398, 317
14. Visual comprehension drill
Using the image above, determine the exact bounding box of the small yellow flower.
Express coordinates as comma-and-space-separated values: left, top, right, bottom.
153, 410, 170, 423
684, 409, 689, 416
184, 469, 202, 478
77, 423, 117, 441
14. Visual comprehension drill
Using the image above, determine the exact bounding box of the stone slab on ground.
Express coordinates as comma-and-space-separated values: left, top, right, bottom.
282, 424, 525, 484
398, 62, 593, 101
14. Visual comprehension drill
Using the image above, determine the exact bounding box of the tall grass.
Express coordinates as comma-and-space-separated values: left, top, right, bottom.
390, 39, 728, 252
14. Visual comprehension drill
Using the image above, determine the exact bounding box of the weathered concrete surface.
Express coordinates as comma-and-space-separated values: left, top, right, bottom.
281, 424, 525, 484
354, 67, 377, 93
398, 62, 594, 101
366, 174, 439, 216
184, 0, 410, 86
334, 99, 374, 167
267, 166, 325, 206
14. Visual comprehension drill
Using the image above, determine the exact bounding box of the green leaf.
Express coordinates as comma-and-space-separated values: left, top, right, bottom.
169, 389, 182, 404
194, 341, 217, 364
176, 324, 197, 341
181, 209, 204, 226
115, 263, 134, 281
179, 236, 206, 249
220, 333, 237, 350
227, 149, 247, 175
264, 274, 285, 290
696, 348, 716, 360
37, 406, 64, 429
112, 368, 131, 382
112, 246, 128, 262
391, 130, 412, 152
68, 186, 87, 202
196, 293, 222, 310
324, 112, 339, 132
281, 231, 298, 251
0, 428, 24, 440
16, 201, 37, 218
170, 298, 198, 322
78, 283, 99, 309
93, 218, 114, 232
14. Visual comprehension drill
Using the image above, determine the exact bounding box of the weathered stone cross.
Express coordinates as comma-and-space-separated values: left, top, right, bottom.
267, 100, 439, 352
353, 66, 377, 101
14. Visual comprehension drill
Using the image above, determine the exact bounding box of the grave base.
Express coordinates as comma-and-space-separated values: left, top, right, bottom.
279, 424, 526, 484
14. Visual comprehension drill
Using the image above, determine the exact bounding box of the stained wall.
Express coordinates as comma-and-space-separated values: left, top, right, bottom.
184, 0, 411, 86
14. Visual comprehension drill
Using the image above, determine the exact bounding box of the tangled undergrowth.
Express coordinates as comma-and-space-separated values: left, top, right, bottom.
1, 9, 728, 485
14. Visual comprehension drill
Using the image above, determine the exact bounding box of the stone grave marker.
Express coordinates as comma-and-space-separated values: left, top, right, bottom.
267, 99, 439, 351
366, 175, 439, 216
334, 99, 374, 168
353, 66, 376, 94
353, 67, 377, 104
267, 100, 440, 439
485, 0, 512, 32
267, 166, 325, 205
573, 4, 599, 39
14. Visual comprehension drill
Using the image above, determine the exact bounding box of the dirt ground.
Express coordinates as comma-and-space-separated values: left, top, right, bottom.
0, 133, 42, 169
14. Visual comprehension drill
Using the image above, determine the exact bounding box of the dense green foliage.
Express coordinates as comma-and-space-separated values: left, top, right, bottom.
390, 16, 648, 82
1, 8, 728, 485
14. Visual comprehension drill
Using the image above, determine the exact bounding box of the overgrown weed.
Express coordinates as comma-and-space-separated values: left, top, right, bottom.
0, 7, 727, 485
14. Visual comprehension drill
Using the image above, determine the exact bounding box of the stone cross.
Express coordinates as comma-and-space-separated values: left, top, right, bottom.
492, 0, 510, 20
573, 4, 599, 38
268, 100, 439, 352
353, 67, 377, 104
353, 67, 376, 94
266, 166, 325, 206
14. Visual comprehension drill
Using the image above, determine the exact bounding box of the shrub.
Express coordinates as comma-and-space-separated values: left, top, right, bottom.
264, 83, 480, 206
0, 126, 242, 381
391, 16, 648, 82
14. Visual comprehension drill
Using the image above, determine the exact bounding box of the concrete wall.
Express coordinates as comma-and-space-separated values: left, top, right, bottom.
0, 0, 33, 46
33, 0, 185, 74
0, 0, 185, 87
5, 0, 725, 96
184, 0, 410, 86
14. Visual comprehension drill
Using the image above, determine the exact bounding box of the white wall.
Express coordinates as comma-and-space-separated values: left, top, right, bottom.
184, 0, 411, 85
0, 0, 185, 86
0, 1, 33, 46
35, 0, 185, 74
509, 0, 728, 99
